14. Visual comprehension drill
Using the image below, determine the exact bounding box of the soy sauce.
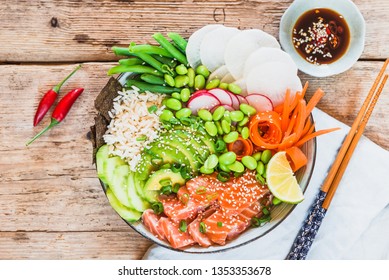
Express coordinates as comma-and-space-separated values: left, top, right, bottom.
292, 8, 350, 65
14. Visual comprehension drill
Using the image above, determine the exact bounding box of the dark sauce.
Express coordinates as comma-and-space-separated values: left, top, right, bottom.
292, 8, 350, 65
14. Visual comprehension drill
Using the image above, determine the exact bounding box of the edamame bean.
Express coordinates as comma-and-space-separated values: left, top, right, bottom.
204, 121, 218, 136
174, 75, 189, 88
204, 154, 218, 170
261, 150, 272, 164
262, 168, 267, 178
219, 164, 230, 172
223, 131, 239, 143
196, 65, 210, 78
187, 68, 195, 88
253, 152, 262, 162
230, 110, 244, 122
237, 126, 243, 133
228, 161, 244, 173
256, 173, 265, 185
219, 152, 236, 166
239, 104, 257, 116
198, 109, 213, 121
172, 92, 181, 100
194, 75, 205, 90
215, 121, 223, 135
164, 74, 175, 87
160, 109, 174, 121
175, 64, 188, 75
180, 88, 190, 102
166, 98, 182, 111
200, 166, 214, 174
228, 83, 242, 94
242, 156, 257, 170
219, 82, 228, 90
206, 79, 220, 90
221, 119, 231, 134
241, 127, 249, 139
256, 161, 265, 175
238, 116, 249, 127
212, 106, 225, 121
175, 108, 192, 119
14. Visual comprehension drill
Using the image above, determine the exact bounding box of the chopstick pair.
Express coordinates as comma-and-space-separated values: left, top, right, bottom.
286, 59, 388, 260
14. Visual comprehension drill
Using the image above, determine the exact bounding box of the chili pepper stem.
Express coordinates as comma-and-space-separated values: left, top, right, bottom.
53, 64, 82, 92
26, 118, 60, 146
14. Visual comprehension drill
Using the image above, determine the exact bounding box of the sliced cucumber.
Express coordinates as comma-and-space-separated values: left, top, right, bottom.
104, 156, 126, 186
127, 172, 150, 212
106, 188, 141, 222
110, 164, 131, 208
96, 145, 109, 185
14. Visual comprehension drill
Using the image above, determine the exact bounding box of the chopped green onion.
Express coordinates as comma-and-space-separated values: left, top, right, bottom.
206, 193, 218, 201
251, 217, 261, 228
136, 135, 147, 141
234, 172, 243, 178
172, 183, 181, 193
199, 222, 207, 233
160, 163, 171, 169
217, 171, 230, 182
179, 220, 187, 232
217, 221, 223, 228
251, 215, 271, 228
160, 185, 172, 195
180, 166, 191, 180
195, 186, 207, 195
169, 117, 180, 125
171, 163, 182, 173
148, 105, 158, 114
180, 193, 190, 205
215, 139, 226, 152
272, 197, 282, 205
159, 178, 171, 186
151, 202, 164, 215
262, 207, 270, 216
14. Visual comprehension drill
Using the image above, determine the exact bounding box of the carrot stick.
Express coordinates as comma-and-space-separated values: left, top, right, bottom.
281, 89, 291, 133
295, 127, 340, 147
289, 82, 308, 112
274, 104, 284, 114
285, 110, 297, 137
285, 146, 308, 172
293, 100, 307, 140
300, 119, 312, 138
305, 88, 325, 119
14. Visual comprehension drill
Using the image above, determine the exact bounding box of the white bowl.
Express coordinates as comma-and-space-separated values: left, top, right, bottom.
279, 0, 365, 77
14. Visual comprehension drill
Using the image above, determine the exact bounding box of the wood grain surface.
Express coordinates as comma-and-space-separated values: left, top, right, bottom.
0, 0, 388, 260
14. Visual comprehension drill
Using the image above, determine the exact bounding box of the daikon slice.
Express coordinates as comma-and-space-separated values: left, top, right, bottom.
224, 29, 280, 80
246, 62, 302, 106
220, 73, 235, 83
186, 24, 223, 69
245, 94, 274, 112
243, 48, 298, 78
207, 65, 230, 82
200, 26, 240, 72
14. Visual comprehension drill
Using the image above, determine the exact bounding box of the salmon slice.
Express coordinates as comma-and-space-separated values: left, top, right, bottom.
185, 174, 227, 204
188, 218, 213, 248
142, 209, 165, 241
158, 217, 196, 249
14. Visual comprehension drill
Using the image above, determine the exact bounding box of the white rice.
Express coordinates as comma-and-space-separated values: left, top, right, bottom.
103, 86, 166, 171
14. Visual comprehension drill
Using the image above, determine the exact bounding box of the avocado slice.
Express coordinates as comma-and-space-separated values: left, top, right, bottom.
172, 130, 210, 161
106, 187, 141, 222
144, 168, 185, 191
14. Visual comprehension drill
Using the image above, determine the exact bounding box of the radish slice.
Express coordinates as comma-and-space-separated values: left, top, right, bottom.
187, 93, 221, 115
243, 47, 298, 78
207, 65, 230, 82
224, 29, 280, 80
245, 94, 274, 112
246, 62, 302, 106
200, 26, 240, 72
226, 91, 240, 110
220, 73, 235, 83
232, 79, 248, 96
236, 95, 248, 105
187, 89, 209, 103
211, 104, 234, 113
208, 88, 232, 106
186, 24, 223, 69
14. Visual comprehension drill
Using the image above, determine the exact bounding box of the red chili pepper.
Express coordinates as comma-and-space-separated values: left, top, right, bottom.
26, 88, 84, 146
33, 65, 82, 126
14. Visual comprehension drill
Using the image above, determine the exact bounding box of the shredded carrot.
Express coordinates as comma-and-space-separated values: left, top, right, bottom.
285, 146, 308, 172
305, 88, 324, 118
295, 128, 341, 147
274, 104, 284, 114
293, 100, 307, 140
301, 119, 312, 138
227, 137, 253, 160
281, 89, 291, 133
249, 111, 283, 150
285, 110, 297, 137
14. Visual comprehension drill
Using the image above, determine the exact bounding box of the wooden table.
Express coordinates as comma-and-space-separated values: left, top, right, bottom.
1, 0, 388, 260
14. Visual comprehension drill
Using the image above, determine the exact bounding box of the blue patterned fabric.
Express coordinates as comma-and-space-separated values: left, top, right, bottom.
286, 190, 327, 260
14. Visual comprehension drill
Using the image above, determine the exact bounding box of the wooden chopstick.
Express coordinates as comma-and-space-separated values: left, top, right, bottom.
322, 73, 388, 209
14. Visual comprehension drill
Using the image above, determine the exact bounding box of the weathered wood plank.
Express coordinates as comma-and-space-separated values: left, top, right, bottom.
0, 231, 151, 259
0, 0, 387, 62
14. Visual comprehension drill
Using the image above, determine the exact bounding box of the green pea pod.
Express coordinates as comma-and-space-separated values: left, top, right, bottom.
167, 32, 188, 53
126, 79, 180, 94
153, 33, 189, 66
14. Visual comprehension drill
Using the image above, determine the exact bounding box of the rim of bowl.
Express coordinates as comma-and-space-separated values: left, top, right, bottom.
279, 0, 366, 77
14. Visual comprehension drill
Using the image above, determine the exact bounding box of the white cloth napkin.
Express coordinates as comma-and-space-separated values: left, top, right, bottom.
143, 108, 389, 260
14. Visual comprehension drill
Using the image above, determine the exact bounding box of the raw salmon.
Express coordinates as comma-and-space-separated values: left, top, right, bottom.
142, 209, 165, 241
158, 217, 196, 249
188, 218, 213, 248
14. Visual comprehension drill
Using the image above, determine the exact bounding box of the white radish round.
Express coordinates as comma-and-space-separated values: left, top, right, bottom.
224, 29, 280, 80
220, 73, 235, 83
246, 62, 302, 106
187, 92, 221, 115
243, 47, 298, 78
245, 94, 274, 112
200, 26, 240, 72
186, 24, 223, 69
208, 88, 232, 106
207, 65, 230, 82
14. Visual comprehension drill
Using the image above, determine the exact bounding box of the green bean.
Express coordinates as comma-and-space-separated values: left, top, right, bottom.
256, 161, 265, 175
140, 74, 165, 85
129, 43, 174, 58
219, 164, 231, 172
261, 150, 272, 164
108, 65, 163, 76
212, 106, 226, 121
219, 151, 236, 166
242, 156, 257, 170
228, 161, 244, 173
194, 75, 206, 90
256, 173, 265, 185
171, 92, 181, 100
230, 111, 244, 122
253, 152, 262, 162
223, 131, 239, 143
240, 104, 257, 116
180, 88, 191, 102
241, 127, 249, 139
215, 121, 223, 135
160, 110, 174, 122
152, 33, 188, 65
204, 154, 219, 170
136, 52, 174, 75
112, 46, 132, 57
219, 82, 228, 90
175, 64, 188, 75
196, 65, 210, 78
221, 119, 231, 134
238, 116, 249, 127
152, 55, 178, 68
206, 79, 220, 90
126, 79, 180, 94
200, 166, 214, 174
204, 121, 218, 136
175, 75, 190, 88
119, 57, 143, 66
187, 68, 195, 88
228, 83, 242, 94
198, 109, 213, 121
164, 74, 175, 87
175, 108, 192, 119
166, 98, 182, 111
167, 32, 188, 53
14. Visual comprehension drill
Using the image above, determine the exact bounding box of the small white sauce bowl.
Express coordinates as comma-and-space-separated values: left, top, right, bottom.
279, 0, 365, 77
